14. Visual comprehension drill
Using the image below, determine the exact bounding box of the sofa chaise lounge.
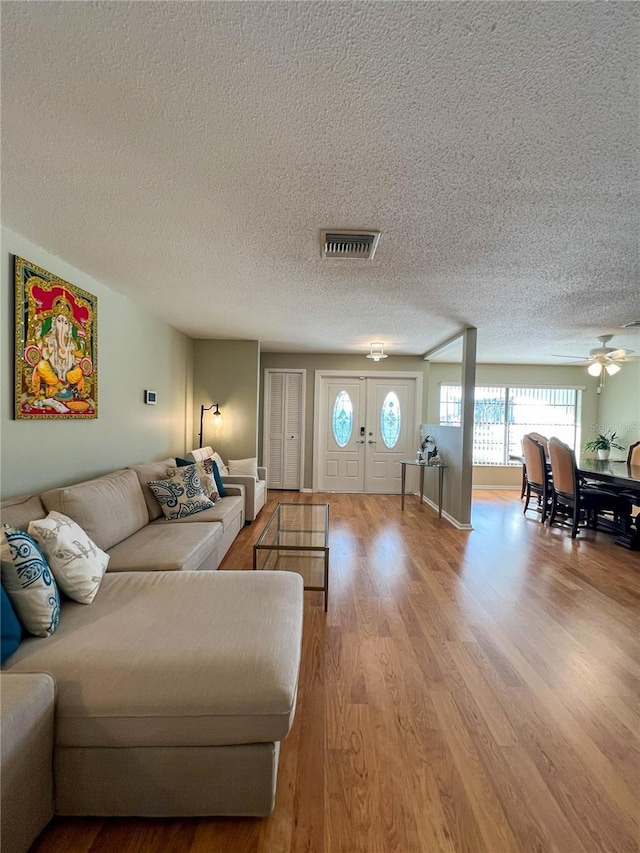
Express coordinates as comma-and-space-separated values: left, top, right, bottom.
0, 459, 304, 848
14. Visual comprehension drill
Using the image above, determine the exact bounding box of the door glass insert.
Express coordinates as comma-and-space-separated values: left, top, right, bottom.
380, 391, 401, 448
332, 390, 353, 447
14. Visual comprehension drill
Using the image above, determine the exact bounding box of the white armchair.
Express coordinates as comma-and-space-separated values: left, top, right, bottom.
188, 446, 267, 523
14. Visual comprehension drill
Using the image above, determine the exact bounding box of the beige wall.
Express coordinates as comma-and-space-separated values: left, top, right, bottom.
260, 353, 427, 489
593, 361, 640, 454
192, 339, 260, 461
1, 227, 193, 498
428, 361, 599, 488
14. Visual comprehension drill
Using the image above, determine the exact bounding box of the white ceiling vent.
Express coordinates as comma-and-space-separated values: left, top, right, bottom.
321, 229, 381, 260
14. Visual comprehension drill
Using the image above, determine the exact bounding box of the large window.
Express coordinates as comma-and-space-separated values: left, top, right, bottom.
439, 384, 581, 465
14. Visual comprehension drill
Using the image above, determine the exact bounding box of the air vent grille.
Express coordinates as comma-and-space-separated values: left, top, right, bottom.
321, 230, 381, 260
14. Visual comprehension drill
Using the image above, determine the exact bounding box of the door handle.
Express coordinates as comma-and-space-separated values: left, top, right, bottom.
368, 440, 377, 444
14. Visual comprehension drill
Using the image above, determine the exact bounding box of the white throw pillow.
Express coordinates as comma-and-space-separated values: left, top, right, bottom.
28, 511, 109, 605
228, 457, 259, 480
1, 525, 61, 636
212, 451, 229, 477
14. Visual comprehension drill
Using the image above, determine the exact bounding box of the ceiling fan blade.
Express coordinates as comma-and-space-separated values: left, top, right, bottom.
607, 348, 634, 360
551, 354, 589, 360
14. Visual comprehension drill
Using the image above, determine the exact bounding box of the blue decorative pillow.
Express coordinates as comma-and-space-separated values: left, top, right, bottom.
1, 583, 22, 663
0, 526, 60, 637
148, 466, 215, 520
175, 457, 193, 467
211, 460, 227, 497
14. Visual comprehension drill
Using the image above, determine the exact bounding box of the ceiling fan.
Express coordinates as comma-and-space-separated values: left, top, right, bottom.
553, 335, 636, 386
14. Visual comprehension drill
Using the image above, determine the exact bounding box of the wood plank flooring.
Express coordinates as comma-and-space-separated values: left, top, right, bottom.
30, 490, 640, 853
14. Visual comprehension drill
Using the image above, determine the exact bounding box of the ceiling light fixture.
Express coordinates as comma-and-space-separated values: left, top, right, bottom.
587, 362, 603, 377
366, 342, 388, 361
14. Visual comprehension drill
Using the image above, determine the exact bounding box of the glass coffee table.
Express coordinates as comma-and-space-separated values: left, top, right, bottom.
253, 502, 329, 611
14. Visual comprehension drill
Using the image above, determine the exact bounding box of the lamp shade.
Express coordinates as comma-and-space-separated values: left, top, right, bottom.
605, 362, 621, 376
587, 362, 603, 377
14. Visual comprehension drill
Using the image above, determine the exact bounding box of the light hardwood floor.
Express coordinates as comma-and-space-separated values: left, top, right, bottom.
31, 490, 640, 853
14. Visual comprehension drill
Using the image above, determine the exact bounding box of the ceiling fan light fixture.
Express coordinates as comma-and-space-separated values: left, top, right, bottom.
366, 342, 388, 361
605, 362, 621, 376
587, 362, 603, 377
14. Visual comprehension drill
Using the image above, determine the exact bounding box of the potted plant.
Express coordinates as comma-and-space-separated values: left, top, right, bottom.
584, 430, 624, 461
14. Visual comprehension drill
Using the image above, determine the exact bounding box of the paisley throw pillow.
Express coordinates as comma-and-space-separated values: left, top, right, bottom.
0, 525, 60, 637
148, 466, 215, 520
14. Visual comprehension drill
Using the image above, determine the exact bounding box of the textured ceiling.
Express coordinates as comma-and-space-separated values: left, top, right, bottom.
1, 2, 639, 363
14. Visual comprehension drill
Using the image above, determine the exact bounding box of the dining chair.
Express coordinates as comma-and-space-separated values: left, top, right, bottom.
522, 434, 551, 522
548, 437, 628, 539
528, 432, 549, 455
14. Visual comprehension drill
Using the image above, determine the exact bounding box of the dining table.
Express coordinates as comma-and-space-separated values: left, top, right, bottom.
510, 454, 640, 550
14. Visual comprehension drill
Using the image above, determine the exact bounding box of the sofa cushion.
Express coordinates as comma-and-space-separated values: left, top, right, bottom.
0, 494, 47, 531
152, 494, 244, 533
1, 527, 60, 637
5, 571, 304, 748
129, 458, 176, 521
28, 512, 109, 604
41, 470, 148, 552
228, 457, 259, 480
105, 522, 222, 572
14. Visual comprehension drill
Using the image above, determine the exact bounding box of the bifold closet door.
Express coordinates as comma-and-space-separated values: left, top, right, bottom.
264, 370, 304, 489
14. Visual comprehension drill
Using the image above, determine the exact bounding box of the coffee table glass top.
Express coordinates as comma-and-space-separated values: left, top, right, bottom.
253, 502, 329, 610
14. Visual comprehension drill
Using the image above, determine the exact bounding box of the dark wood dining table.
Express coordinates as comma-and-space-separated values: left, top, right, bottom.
577, 459, 640, 550
510, 455, 640, 550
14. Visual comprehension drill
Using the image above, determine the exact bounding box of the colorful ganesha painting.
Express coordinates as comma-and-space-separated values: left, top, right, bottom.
16, 258, 97, 418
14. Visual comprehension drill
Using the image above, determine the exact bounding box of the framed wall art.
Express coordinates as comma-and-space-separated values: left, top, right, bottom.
15, 256, 98, 419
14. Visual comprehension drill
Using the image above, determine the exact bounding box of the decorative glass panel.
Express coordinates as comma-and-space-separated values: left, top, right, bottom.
380, 392, 401, 448
332, 391, 353, 447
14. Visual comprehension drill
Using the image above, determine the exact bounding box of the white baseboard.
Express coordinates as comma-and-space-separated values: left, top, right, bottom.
472, 485, 520, 490
421, 495, 474, 530
301, 488, 313, 493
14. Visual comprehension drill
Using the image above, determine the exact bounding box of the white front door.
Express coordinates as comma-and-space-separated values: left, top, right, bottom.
364, 378, 415, 493
317, 378, 366, 491
315, 374, 419, 493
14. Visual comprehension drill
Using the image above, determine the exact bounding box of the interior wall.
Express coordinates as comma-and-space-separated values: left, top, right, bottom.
427, 361, 599, 488
593, 361, 640, 454
259, 353, 427, 489
1, 226, 193, 498
192, 339, 260, 461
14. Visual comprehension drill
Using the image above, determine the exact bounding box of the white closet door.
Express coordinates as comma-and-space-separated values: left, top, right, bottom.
283, 372, 303, 489
264, 370, 305, 490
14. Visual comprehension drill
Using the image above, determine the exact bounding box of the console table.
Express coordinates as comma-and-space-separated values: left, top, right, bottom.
399, 460, 447, 517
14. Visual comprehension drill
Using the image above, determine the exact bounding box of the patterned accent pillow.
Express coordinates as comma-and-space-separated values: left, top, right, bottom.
166, 459, 219, 502
148, 467, 215, 520
0, 525, 61, 637
28, 511, 109, 605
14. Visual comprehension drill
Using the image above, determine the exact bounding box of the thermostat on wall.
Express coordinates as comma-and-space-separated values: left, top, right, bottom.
145, 390, 157, 405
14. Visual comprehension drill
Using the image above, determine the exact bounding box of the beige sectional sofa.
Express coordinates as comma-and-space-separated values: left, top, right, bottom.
0, 458, 304, 844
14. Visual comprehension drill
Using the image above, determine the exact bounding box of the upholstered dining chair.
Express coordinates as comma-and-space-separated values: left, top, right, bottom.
548, 437, 628, 539
628, 440, 640, 466
522, 434, 551, 522
528, 432, 549, 455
